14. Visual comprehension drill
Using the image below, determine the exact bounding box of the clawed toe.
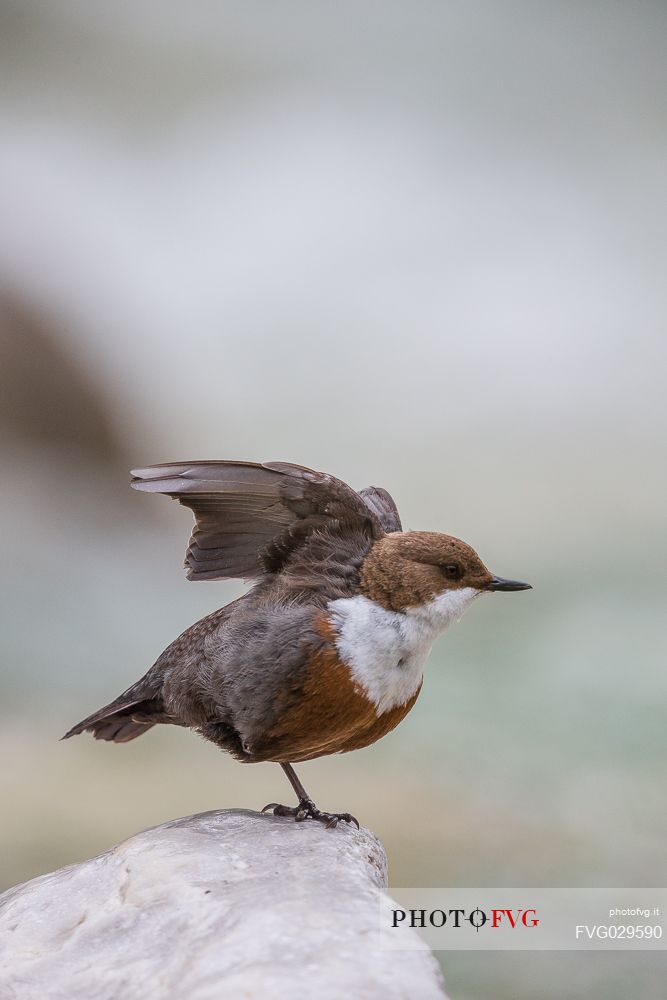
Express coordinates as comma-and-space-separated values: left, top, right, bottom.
329, 812, 360, 829
261, 799, 359, 829
262, 802, 300, 818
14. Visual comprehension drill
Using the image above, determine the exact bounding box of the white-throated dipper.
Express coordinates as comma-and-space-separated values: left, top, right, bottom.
65, 460, 531, 828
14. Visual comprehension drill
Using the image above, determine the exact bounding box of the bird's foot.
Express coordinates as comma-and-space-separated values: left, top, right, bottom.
261, 797, 359, 830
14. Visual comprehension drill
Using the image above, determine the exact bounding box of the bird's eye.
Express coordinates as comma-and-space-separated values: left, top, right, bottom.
442, 563, 463, 581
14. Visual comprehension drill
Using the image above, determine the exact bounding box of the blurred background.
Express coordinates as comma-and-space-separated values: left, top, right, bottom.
0, 2, 665, 997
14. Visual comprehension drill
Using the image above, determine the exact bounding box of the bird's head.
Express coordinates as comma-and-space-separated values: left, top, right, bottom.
360, 530, 531, 625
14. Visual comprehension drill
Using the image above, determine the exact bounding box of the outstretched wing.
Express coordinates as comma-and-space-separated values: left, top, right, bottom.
131, 460, 400, 582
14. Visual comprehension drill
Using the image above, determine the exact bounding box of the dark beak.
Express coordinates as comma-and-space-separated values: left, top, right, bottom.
487, 575, 532, 592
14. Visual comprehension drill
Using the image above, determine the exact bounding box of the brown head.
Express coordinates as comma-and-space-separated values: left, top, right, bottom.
359, 530, 531, 613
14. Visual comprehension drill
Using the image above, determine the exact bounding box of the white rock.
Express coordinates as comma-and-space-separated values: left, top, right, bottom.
0, 809, 447, 1000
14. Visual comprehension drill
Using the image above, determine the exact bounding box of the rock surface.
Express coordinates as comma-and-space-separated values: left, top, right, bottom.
0, 809, 447, 1000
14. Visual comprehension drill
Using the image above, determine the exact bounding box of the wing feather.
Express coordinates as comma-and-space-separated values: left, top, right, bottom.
358, 485, 402, 533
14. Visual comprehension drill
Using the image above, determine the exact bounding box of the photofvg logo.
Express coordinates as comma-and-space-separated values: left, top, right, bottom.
392, 906, 539, 932
379, 889, 667, 951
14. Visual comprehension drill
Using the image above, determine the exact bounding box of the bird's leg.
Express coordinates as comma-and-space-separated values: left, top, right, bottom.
261, 762, 359, 829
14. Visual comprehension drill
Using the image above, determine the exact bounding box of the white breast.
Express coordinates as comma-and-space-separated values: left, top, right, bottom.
327, 588, 481, 715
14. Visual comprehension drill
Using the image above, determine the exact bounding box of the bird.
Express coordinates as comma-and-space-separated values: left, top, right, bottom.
64, 460, 531, 828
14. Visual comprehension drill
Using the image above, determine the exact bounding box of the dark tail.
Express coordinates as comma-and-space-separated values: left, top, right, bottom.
63, 693, 163, 744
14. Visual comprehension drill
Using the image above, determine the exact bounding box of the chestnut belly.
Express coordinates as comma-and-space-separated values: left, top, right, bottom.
251, 643, 422, 763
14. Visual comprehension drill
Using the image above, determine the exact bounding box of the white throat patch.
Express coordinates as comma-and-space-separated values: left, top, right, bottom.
328, 588, 481, 715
